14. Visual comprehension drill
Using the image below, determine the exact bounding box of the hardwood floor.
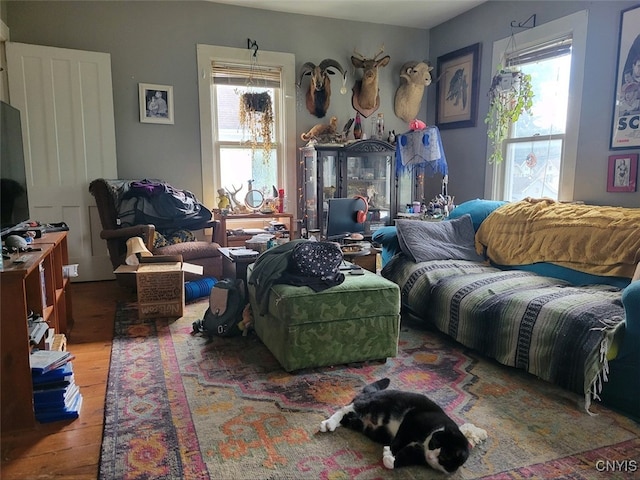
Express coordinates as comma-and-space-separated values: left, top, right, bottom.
1, 280, 131, 480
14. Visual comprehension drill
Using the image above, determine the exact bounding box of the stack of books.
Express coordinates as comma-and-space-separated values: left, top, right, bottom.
30, 350, 82, 423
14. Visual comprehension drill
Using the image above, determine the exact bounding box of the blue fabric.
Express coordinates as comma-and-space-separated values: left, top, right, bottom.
448, 198, 508, 231
395, 127, 448, 177
495, 263, 630, 289
622, 281, 640, 339
372, 226, 401, 266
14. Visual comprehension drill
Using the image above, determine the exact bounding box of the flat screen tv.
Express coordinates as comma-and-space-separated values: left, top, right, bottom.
1, 100, 31, 237
325, 197, 366, 241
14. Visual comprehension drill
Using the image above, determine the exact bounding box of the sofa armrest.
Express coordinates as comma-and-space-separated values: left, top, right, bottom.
623, 268, 640, 335
617, 274, 640, 362
207, 219, 225, 245
372, 226, 400, 266
100, 225, 155, 251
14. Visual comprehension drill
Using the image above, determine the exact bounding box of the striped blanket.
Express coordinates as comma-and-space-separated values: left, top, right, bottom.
382, 257, 625, 407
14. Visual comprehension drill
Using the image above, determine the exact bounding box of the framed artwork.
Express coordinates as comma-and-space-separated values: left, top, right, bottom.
436, 42, 481, 130
607, 153, 638, 192
610, 5, 640, 149
139, 83, 174, 124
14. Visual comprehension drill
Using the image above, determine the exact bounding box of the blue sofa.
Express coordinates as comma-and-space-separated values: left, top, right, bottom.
374, 198, 640, 421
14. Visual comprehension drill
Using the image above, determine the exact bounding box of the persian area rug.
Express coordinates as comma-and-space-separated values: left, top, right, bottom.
99, 299, 640, 480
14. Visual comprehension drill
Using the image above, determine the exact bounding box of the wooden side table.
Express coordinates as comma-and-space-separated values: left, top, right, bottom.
219, 247, 259, 288
341, 245, 380, 273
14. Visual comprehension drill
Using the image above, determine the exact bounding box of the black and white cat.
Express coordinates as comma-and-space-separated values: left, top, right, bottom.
319, 378, 486, 474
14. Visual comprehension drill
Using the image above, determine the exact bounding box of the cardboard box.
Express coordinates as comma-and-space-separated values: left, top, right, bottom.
114, 255, 203, 319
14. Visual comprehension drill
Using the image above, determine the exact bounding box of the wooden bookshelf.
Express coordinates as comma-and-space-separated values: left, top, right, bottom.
1, 231, 73, 431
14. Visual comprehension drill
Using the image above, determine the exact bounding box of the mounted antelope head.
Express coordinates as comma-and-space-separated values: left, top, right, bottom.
351, 46, 391, 117
297, 59, 346, 118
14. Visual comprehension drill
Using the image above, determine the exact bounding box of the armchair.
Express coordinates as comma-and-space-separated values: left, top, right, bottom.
89, 178, 224, 284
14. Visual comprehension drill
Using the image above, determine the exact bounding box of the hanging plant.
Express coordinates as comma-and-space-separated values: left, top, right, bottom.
484, 67, 534, 164
239, 92, 273, 163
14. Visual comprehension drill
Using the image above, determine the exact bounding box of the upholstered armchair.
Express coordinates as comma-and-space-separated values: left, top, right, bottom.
89, 178, 225, 284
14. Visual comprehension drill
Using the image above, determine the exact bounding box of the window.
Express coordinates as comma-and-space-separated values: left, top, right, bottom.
197, 45, 296, 211
502, 38, 572, 201
485, 11, 588, 202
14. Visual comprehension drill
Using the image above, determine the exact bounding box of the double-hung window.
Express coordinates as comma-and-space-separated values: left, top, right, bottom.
486, 11, 588, 202
197, 45, 296, 210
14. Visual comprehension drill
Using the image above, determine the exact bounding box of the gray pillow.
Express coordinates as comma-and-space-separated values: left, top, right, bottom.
395, 214, 484, 263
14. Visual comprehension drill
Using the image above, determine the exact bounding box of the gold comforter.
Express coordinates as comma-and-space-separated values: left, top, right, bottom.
475, 198, 640, 278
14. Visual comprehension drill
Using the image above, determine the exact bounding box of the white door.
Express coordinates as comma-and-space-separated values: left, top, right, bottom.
6, 42, 117, 281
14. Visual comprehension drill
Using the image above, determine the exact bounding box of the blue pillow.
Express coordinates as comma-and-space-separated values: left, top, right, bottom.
448, 199, 507, 231
372, 226, 400, 266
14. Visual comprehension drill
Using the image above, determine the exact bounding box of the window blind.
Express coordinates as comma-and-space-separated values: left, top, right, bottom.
211, 61, 281, 88
506, 35, 572, 67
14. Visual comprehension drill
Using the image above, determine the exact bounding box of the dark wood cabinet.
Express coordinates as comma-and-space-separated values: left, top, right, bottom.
298, 140, 421, 238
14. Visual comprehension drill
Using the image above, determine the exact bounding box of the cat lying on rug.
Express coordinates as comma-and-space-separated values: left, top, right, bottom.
319, 378, 487, 474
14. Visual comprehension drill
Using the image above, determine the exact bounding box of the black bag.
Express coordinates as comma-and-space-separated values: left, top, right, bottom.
192, 278, 246, 338
290, 241, 343, 281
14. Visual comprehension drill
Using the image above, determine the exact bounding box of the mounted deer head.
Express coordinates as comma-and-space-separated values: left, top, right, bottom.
351, 45, 391, 117
297, 59, 346, 118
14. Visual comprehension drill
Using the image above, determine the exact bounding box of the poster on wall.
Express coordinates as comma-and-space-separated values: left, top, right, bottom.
611, 5, 640, 149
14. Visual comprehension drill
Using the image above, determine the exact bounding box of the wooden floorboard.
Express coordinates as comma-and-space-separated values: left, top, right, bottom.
1, 280, 130, 480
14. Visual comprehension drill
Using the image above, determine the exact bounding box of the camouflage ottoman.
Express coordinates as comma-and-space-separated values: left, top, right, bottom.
247, 265, 400, 372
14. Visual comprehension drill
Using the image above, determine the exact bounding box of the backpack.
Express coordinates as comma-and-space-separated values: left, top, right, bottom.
290, 241, 343, 281
192, 278, 246, 339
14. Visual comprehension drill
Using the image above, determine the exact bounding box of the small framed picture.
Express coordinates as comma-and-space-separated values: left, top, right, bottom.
607, 153, 638, 192
139, 83, 174, 124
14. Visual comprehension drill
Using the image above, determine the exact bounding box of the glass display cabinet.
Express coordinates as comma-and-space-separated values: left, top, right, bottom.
299, 139, 416, 238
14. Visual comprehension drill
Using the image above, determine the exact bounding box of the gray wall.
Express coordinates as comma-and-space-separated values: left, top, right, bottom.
5, 1, 427, 202
6, 1, 640, 208
429, 0, 639, 207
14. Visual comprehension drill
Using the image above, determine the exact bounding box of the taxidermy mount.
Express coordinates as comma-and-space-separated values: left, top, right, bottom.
351, 46, 390, 117
394, 61, 433, 122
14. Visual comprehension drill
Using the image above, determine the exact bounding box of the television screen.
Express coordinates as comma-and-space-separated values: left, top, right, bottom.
325, 197, 366, 241
1, 101, 30, 236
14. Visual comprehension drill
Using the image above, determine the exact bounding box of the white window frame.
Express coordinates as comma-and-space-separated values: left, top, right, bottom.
484, 10, 588, 202
196, 44, 296, 210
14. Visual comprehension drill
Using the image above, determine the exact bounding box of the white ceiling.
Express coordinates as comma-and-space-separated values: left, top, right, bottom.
210, 0, 487, 29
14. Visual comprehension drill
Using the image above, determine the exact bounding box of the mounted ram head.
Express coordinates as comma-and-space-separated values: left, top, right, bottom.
297, 59, 347, 118
394, 61, 434, 122
351, 45, 391, 117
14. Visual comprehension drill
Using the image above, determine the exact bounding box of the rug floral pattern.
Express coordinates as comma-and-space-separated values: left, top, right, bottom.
99, 299, 640, 480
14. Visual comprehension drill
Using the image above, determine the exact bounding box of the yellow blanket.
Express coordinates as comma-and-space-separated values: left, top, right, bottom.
475, 198, 640, 278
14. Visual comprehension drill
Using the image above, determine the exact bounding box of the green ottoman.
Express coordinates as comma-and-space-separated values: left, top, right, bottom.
247, 265, 400, 372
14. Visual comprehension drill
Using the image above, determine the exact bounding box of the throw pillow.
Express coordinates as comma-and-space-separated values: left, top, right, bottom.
395, 214, 484, 263
448, 198, 508, 231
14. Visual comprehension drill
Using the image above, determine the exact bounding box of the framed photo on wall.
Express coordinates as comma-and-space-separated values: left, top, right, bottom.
610, 5, 640, 149
436, 42, 481, 130
139, 83, 174, 124
607, 153, 638, 192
